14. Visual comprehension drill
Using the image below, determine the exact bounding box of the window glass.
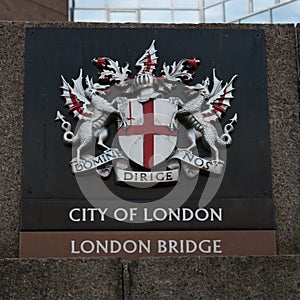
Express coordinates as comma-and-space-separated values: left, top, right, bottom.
174, 10, 199, 23
204, 0, 221, 7
272, 1, 300, 23
225, 0, 249, 22
173, 0, 198, 9
141, 10, 172, 23
204, 4, 223, 22
240, 11, 270, 23
75, 0, 105, 8
141, 0, 171, 8
106, 0, 138, 8
74, 9, 106, 22
110, 11, 137, 22
253, 0, 275, 12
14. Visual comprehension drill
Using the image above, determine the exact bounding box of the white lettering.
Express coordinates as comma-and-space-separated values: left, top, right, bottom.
182, 208, 193, 221
153, 208, 167, 221
123, 240, 137, 254
69, 208, 81, 222
96, 240, 108, 253
139, 240, 151, 253
87, 208, 97, 222
70, 240, 80, 254
114, 208, 128, 221
195, 208, 209, 221
129, 208, 138, 221
157, 240, 168, 253
69, 207, 223, 223
168, 208, 180, 221
210, 208, 222, 221
156, 239, 222, 254
144, 208, 153, 221
82, 208, 86, 222
110, 240, 122, 253
199, 240, 211, 253
97, 208, 108, 221
70, 239, 222, 255
213, 240, 222, 253
80, 240, 95, 254
186, 240, 197, 253
168, 240, 179, 253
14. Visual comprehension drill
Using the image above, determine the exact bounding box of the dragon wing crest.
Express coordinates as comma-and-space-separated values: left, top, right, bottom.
61, 69, 93, 120
202, 69, 237, 122
136, 40, 158, 75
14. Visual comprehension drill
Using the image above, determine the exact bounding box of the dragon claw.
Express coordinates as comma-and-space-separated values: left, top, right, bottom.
71, 157, 86, 165
168, 124, 175, 131
168, 121, 178, 132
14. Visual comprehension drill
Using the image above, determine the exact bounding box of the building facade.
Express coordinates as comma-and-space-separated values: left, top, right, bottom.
0, 0, 67, 22
69, 0, 299, 24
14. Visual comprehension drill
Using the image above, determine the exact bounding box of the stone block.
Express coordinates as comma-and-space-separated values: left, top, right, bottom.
0, 258, 122, 299
125, 256, 300, 299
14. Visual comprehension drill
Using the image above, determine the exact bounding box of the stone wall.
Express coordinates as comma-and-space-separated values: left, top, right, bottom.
0, 256, 299, 299
0, 22, 299, 298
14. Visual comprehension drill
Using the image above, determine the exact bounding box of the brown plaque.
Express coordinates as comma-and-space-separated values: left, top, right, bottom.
20, 231, 276, 259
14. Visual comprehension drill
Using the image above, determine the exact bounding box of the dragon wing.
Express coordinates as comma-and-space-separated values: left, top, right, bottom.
136, 40, 158, 75
61, 69, 93, 120
202, 69, 237, 122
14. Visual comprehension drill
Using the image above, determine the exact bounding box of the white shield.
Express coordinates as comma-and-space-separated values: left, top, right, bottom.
118, 98, 178, 169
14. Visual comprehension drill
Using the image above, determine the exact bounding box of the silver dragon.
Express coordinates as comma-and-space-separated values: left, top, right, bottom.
163, 65, 238, 164
57, 69, 127, 163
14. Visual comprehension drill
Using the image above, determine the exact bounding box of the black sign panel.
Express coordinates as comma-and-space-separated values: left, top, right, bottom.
21, 27, 274, 231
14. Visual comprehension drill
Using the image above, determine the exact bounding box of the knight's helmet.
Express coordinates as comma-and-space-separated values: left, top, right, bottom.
134, 40, 158, 89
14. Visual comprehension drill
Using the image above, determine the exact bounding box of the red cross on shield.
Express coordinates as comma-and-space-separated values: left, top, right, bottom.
118, 98, 178, 169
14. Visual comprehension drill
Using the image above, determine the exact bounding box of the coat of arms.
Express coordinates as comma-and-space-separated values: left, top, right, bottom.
56, 41, 238, 184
